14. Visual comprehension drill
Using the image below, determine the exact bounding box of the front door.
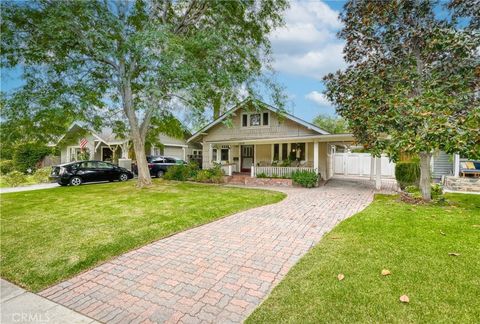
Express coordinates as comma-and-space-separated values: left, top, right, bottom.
102, 147, 113, 162
241, 145, 254, 172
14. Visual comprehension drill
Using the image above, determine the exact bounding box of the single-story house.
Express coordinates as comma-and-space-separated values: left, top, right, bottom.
54, 122, 201, 165
188, 98, 358, 181
187, 98, 477, 189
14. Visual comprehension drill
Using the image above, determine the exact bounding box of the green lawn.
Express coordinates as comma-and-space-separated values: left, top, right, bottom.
0, 180, 285, 292
247, 194, 480, 323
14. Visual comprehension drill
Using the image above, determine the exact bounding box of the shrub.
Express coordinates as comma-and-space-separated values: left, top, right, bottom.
0, 160, 15, 174
292, 170, 318, 188
207, 164, 224, 183
194, 165, 224, 183
13, 143, 52, 173
32, 167, 52, 183
164, 162, 199, 181
257, 172, 268, 178
431, 183, 443, 198
4, 171, 27, 187
395, 161, 420, 189
195, 170, 211, 182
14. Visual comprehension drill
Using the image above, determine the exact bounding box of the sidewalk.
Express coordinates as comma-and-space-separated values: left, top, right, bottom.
0, 183, 59, 194
1, 279, 97, 324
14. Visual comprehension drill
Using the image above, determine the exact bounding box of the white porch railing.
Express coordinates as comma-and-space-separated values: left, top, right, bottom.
251, 166, 316, 178
221, 164, 237, 176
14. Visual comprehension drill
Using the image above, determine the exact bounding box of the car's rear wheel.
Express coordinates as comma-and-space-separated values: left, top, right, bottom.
156, 170, 164, 178
69, 176, 82, 186
119, 173, 129, 182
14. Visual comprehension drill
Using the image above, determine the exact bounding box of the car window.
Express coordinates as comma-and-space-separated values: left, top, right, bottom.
152, 158, 165, 163
165, 158, 176, 163
81, 161, 98, 168
97, 162, 113, 169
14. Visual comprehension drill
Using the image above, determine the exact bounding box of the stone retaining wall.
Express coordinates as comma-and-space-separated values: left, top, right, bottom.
444, 176, 480, 192
244, 177, 293, 187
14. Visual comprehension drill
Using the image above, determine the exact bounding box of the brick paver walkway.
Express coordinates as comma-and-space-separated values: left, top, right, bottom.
40, 179, 395, 323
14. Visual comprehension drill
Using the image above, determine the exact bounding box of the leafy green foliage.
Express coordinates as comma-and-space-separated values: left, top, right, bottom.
395, 162, 421, 189
195, 165, 224, 183
31, 167, 52, 184
0, 160, 15, 174
1, 0, 288, 186
323, 0, 479, 200
164, 162, 199, 181
13, 143, 51, 173
3, 171, 27, 187
312, 114, 349, 134
292, 170, 318, 188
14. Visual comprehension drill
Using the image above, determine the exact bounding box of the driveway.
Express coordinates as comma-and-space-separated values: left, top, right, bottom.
40, 179, 395, 323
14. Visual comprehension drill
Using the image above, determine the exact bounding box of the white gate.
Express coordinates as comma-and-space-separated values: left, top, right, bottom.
333, 153, 395, 178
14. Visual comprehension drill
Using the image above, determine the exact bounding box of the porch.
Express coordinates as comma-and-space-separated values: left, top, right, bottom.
204, 134, 359, 181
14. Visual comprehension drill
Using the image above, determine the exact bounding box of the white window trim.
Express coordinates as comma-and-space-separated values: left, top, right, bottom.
240, 111, 270, 128
67, 146, 81, 162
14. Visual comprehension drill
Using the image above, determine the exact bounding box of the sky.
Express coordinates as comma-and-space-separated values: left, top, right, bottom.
0, 0, 346, 124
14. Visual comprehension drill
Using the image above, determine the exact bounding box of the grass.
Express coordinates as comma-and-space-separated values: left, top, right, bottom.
0, 180, 285, 292
247, 194, 480, 323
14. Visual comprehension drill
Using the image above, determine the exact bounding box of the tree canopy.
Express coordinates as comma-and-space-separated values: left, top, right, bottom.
1, 0, 288, 186
312, 114, 349, 134
324, 0, 479, 200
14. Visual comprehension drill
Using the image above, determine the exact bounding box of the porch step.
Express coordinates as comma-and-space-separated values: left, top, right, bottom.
224, 174, 249, 185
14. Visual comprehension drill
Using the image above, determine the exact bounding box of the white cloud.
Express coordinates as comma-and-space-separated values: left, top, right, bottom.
305, 90, 331, 107
270, 1, 346, 79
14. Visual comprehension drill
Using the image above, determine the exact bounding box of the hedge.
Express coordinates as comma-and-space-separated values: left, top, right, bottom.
395, 161, 420, 189
13, 143, 52, 173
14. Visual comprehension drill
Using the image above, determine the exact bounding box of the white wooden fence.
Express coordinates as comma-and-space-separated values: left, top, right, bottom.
333, 153, 395, 178
251, 166, 316, 178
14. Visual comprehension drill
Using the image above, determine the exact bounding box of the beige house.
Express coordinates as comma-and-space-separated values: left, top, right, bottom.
188, 99, 356, 180
55, 122, 200, 165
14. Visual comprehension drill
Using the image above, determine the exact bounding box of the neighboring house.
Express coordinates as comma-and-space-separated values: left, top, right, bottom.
188, 99, 357, 180
55, 122, 200, 164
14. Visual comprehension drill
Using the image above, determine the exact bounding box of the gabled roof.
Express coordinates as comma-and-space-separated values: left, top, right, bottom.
187, 98, 330, 143
54, 122, 128, 146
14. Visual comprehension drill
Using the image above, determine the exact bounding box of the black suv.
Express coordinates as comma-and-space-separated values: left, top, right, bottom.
147, 156, 185, 178
50, 160, 134, 186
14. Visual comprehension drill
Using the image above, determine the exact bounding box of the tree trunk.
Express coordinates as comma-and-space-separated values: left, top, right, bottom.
120, 68, 152, 187
212, 94, 222, 119
131, 128, 152, 187
419, 151, 432, 201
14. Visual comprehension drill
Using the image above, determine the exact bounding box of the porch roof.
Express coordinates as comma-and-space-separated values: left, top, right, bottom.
203, 133, 356, 145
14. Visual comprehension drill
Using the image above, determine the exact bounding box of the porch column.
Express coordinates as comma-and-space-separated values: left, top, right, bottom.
313, 141, 319, 174
182, 147, 186, 161
208, 144, 213, 168
453, 154, 460, 177
370, 155, 375, 180
375, 156, 382, 190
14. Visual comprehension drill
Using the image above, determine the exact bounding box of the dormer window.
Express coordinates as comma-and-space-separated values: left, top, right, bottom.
241, 111, 270, 127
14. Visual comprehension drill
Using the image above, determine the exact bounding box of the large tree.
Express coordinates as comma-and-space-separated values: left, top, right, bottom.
324, 0, 479, 200
1, 0, 287, 186
312, 114, 349, 134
